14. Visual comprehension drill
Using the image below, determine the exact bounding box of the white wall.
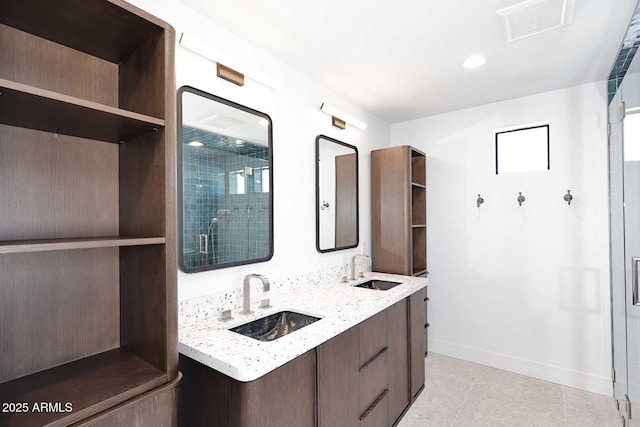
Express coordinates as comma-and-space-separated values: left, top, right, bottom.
125, 0, 390, 301
391, 82, 612, 395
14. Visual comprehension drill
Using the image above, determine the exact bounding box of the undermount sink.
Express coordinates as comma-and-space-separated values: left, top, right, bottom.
230, 311, 321, 342
355, 279, 402, 291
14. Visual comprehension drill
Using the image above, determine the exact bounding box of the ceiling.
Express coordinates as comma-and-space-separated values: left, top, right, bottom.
177, 0, 637, 123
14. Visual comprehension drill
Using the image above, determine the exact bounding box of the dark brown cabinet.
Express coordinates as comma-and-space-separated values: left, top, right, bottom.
318, 328, 360, 427
179, 351, 316, 427
178, 288, 426, 427
410, 288, 427, 398
424, 289, 429, 356
359, 311, 390, 426
371, 146, 427, 277
387, 300, 410, 425
0, 1, 179, 425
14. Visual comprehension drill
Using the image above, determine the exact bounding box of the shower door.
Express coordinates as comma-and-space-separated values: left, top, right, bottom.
610, 55, 640, 425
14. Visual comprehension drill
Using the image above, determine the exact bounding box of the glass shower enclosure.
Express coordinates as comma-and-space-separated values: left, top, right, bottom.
610, 41, 640, 425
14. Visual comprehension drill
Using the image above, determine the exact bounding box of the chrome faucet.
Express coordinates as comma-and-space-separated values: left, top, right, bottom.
350, 254, 371, 280
241, 274, 270, 315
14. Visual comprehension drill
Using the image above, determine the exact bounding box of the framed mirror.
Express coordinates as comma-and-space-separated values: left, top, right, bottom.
178, 86, 273, 272
316, 135, 359, 252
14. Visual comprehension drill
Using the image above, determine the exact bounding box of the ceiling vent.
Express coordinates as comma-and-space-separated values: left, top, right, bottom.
198, 114, 243, 129
497, 0, 576, 43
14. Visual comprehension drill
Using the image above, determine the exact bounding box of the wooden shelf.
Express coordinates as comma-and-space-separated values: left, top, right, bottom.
0, 78, 164, 143
412, 268, 428, 277
0, 0, 166, 63
0, 237, 165, 254
411, 182, 426, 189
0, 349, 167, 427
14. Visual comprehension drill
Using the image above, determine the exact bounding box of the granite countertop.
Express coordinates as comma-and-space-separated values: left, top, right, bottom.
178, 272, 428, 382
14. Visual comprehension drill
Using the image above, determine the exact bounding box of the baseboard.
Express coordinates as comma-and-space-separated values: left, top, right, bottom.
430, 338, 613, 396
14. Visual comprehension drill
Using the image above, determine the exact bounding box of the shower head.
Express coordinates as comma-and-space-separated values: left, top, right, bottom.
211, 217, 219, 224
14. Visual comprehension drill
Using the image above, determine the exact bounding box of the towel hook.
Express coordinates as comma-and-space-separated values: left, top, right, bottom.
564, 190, 573, 206
476, 194, 484, 208
517, 192, 525, 207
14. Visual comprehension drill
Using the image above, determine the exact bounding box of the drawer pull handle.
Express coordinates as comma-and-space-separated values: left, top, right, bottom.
359, 346, 388, 372
359, 388, 389, 421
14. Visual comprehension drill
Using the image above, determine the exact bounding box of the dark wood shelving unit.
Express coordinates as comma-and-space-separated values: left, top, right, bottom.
0, 0, 179, 425
0, 78, 164, 143
0, 237, 166, 254
0, 0, 165, 63
371, 146, 427, 277
0, 349, 166, 427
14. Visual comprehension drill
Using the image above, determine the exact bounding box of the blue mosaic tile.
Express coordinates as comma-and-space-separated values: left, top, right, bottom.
181, 126, 270, 269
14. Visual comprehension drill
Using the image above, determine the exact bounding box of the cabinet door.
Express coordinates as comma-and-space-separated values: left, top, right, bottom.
410, 289, 426, 397
317, 327, 360, 427
387, 299, 409, 425
233, 350, 316, 427
424, 290, 429, 355
73, 374, 180, 427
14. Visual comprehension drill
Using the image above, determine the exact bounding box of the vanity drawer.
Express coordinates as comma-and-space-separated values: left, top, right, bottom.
359, 389, 389, 427
359, 310, 387, 366
359, 348, 389, 417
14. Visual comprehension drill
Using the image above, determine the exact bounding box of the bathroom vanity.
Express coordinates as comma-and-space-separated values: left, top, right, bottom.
178, 273, 427, 426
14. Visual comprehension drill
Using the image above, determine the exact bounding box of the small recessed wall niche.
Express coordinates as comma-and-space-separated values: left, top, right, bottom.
316, 135, 359, 252
495, 123, 550, 174
178, 86, 273, 272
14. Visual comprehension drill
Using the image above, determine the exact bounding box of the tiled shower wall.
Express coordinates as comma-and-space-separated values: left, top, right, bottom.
608, 3, 640, 103
182, 126, 270, 269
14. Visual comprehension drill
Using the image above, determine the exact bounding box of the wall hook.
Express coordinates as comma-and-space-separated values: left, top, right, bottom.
563, 190, 573, 206
517, 192, 525, 207
321, 201, 330, 210
476, 194, 484, 208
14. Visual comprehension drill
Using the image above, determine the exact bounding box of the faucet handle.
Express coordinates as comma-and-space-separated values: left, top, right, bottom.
218, 310, 233, 322
259, 298, 271, 309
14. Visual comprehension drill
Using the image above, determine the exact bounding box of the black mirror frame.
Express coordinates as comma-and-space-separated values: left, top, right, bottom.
315, 135, 359, 253
177, 85, 274, 273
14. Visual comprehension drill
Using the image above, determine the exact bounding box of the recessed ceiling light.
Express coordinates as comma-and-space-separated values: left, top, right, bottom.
463, 56, 486, 70
188, 141, 203, 147
258, 118, 269, 126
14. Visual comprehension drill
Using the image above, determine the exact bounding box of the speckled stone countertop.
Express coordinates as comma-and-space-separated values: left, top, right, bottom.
178, 272, 428, 382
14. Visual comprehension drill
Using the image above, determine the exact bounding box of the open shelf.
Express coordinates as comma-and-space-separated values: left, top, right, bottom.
412, 268, 428, 277
411, 182, 426, 189
0, 237, 165, 254
412, 186, 426, 226
412, 225, 426, 229
0, 0, 164, 64
0, 349, 166, 427
0, 0, 177, 423
0, 78, 164, 143
411, 149, 426, 186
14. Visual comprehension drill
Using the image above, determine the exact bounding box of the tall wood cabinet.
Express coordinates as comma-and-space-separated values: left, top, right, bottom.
371, 146, 427, 276
0, 1, 179, 425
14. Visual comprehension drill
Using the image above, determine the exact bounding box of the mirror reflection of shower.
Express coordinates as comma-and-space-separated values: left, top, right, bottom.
181, 127, 270, 269
179, 87, 273, 272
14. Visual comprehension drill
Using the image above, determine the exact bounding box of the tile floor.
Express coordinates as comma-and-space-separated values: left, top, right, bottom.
398, 353, 622, 427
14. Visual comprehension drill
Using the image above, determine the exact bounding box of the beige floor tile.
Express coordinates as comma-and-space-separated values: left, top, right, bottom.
398, 354, 480, 427
564, 386, 622, 427
452, 389, 565, 427
399, 353, 619, 427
